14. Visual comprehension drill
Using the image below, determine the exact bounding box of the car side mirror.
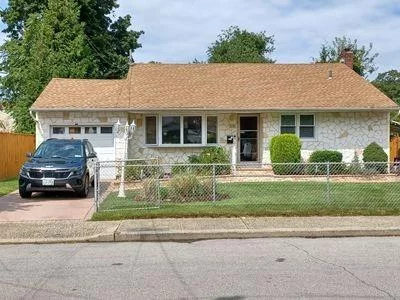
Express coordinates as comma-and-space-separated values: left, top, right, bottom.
26, 152, 32, 158
87, 153, 97, 159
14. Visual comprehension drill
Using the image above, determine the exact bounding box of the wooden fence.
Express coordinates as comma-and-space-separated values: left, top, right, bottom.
0, 132, 35, 180
390, 136, 400, 162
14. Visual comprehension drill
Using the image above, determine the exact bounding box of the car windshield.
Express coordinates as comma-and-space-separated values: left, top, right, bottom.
34, 141, 84, 159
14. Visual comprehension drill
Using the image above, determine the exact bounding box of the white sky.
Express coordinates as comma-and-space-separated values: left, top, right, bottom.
1, 0, 400, 78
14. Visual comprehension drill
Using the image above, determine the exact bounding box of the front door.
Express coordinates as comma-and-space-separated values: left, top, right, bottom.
239, 116, 258, 162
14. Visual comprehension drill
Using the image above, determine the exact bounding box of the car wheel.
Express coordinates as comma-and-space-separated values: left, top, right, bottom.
19, 184, 32, 198
77, 175, 89, 198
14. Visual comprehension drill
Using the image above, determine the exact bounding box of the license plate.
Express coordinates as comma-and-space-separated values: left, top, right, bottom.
42, 178, 55, 186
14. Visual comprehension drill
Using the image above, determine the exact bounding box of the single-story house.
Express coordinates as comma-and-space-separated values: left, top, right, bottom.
30, 53, 399, 165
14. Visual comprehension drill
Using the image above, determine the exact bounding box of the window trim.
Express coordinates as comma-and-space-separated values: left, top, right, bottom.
280, 113, 316, 140
144, 114, 218, 146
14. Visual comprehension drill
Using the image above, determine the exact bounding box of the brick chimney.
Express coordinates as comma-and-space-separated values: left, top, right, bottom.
340, 48, 354, 70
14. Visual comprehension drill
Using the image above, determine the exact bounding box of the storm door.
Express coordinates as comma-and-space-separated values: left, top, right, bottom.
239, 116, 258, 162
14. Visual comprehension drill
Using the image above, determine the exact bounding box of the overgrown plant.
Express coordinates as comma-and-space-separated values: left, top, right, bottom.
125, 161, 164, 181
167, 172, 212, 202
135, 178, 161, 203
172, 147, 231, 175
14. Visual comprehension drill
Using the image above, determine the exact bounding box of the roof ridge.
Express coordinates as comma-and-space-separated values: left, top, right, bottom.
130, 62, 345, 66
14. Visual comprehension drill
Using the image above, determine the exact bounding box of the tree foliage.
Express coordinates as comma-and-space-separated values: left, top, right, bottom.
207, 26, 275, 63
0, 0, 143, 133
1, 0, 96, 132
372, 69, 400, 105
315, 36, 378, 77
1, 0, 143, 78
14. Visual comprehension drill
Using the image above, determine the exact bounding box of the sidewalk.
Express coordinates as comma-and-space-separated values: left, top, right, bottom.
1, 216, 400, 244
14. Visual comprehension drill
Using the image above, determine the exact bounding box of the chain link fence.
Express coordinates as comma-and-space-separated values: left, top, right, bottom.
93, 160, 400, 217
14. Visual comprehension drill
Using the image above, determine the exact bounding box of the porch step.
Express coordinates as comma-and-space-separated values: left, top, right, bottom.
234, 164, 274, 176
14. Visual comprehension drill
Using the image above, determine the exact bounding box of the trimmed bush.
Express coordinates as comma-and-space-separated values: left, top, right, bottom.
269, 134, 301, 175
308, 150, 344, 175
363, 142, 388, 173
309, 150, 342, 163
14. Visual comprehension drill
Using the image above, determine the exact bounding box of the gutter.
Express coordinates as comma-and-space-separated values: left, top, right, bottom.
30, 107, 399, 113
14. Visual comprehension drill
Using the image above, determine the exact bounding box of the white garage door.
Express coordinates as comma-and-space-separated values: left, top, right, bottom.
50, 125, 115, 179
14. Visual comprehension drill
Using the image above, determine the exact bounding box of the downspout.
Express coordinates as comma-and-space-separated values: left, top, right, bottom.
29, 109, 44, 137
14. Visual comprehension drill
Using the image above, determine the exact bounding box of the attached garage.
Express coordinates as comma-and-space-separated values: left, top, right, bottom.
49, 125, 115, 162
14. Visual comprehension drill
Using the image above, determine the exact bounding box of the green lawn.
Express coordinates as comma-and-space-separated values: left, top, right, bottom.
91, 181, 400, 220
0, 178, 18, 197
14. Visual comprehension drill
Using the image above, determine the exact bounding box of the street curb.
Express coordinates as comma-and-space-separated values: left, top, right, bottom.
0, 222, 118, 245
114, 228, 400, 242
1, 223, 400, 244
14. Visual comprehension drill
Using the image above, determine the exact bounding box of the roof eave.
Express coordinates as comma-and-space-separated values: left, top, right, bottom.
30, 107, 399, 112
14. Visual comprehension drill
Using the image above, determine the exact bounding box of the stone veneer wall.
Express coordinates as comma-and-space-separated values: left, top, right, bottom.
35, 111, 128, 160
262, 111, 390, 163
35, 111, 390, 164
128, 113, 238, 164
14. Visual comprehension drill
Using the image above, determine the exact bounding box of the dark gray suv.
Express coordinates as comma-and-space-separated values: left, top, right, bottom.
19, 139, 98, 198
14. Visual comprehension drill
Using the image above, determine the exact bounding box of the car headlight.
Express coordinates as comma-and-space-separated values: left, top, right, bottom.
20, 167, 28, 176
71, 167, 84, 176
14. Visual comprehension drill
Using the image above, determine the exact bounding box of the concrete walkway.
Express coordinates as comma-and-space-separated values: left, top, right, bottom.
1, 216, 400, 244
0, 190, 95, 222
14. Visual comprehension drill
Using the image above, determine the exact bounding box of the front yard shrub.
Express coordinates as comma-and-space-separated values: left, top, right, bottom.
136, 178, 160, 202
270, 134, 301, 175
173, 147, 231, 175
308, 150, 344, 175
125, 161, 164, 181
167, 172, 212, 202
363, 142, 388, 173
125, 161, 145, 181
347, 151, 363, 175
309, 150, 343, 163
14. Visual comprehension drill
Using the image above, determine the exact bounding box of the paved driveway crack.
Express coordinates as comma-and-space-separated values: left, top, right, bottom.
287, 242, 397, 300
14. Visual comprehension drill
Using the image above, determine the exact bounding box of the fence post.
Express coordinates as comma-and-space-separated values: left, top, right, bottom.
212, 164, 216, 202
94, 162, 99, 211
326, 162, 330, 202
156, 169, 161, 207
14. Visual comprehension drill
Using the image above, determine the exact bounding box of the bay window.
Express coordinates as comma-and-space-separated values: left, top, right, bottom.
145, 115, 218, 146
183, 116, 202, 144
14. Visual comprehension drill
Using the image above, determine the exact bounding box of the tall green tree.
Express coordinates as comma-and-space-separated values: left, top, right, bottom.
1, 0, 96, 132
1, 0, 143, 78
207, 26, 275, 63
314, 36, 378, 77
373, 70, 400, 106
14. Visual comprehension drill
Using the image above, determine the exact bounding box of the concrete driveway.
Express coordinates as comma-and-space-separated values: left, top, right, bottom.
0, 190, 95, 222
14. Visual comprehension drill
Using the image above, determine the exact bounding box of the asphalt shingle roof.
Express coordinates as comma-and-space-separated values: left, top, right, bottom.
31, 63, 398, 111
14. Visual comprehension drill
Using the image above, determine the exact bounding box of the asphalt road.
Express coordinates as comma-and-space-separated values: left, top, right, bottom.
0, 237, 399, 299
